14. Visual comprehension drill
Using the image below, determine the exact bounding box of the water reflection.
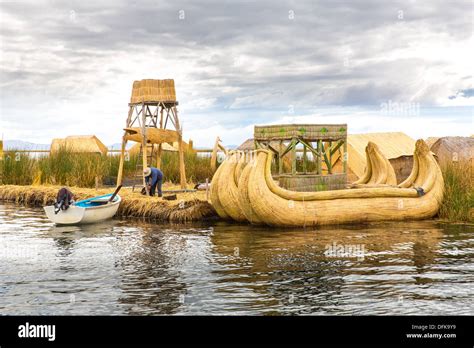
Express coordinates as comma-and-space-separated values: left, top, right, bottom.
0, 203, 472, 315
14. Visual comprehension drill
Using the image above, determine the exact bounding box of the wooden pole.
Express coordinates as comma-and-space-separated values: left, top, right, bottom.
156, 105, 164, 168
291, 138, 296, 175
328, 141, 332, 174
141, 103, 149, 195
278, 140, 283, 175
173, 106, 186, 189
210, 137, 220, 172
343, 138, 348, 174
303, 143, 307, 173
117, 105, 133, 187
178, 137, 186, 189
317, 140, 322, 175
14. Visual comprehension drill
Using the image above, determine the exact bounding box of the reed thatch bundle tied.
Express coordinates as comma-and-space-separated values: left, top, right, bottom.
210, 139, 444, 226
130, 79, 176, 104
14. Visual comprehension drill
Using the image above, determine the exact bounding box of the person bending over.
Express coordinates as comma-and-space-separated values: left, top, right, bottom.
143, 167, 163, 197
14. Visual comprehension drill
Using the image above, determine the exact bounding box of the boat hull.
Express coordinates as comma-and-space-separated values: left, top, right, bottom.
210, 139, 444, 227
44, 194, 121, 225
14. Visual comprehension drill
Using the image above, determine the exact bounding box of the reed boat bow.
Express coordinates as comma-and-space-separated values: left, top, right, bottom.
215, 151, 247, 222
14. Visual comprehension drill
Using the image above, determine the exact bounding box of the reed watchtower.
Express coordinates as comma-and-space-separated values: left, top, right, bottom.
117, 79, 186, 192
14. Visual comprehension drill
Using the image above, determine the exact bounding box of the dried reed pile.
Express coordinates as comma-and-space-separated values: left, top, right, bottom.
0, 185, 217, 223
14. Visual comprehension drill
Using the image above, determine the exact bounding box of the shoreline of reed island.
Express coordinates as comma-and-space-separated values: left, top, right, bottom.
0, 185, 217, 223
0, 149, 471, 224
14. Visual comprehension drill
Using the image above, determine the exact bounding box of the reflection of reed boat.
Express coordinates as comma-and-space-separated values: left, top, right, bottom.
44, 190, 121, 225
211, 140, 444, 226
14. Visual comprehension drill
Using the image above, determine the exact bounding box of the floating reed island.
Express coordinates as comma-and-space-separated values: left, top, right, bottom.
0, 185, 217, 222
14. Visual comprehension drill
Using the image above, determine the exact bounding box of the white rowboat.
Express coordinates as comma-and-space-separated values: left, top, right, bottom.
44, 193, 121, 225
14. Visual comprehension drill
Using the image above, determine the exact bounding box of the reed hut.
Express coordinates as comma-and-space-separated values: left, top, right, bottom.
237, 138, 256, 152
425, 137, 440, 148
429, 136, 474, 164
50, 135, 108, 155
330, 132, 416, 183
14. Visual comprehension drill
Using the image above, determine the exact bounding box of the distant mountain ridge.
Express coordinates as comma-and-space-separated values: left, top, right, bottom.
3, 139, 235, 151
4, 140, 133, 151
3, 140, 50, 150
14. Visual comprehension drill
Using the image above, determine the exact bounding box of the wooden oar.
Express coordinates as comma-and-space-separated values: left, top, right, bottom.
108, 185, 122, 202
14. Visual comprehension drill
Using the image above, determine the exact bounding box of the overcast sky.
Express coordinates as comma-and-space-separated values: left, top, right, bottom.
0, 0, 472, 147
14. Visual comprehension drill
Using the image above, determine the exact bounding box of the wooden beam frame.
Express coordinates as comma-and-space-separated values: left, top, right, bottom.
116, 105, 134, 186
253, 124, 348, 183
118, 98, 187, 191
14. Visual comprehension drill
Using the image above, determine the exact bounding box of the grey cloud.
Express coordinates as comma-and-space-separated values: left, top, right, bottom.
0, 0, 471, 144
449, 88, 474, 99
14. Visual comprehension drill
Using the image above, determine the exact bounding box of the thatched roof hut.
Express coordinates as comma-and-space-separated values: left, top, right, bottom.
237, 138, 255, 151
237, 138, 287, 152
345, 132, 416, 182
425, 137, 440, 148
429, 136, 474, 164
50, 135, 108, 155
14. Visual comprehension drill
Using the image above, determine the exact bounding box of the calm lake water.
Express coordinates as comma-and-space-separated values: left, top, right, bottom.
0, 202, 473, 315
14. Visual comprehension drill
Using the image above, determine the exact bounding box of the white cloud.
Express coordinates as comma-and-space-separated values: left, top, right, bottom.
0, 0, 472, 148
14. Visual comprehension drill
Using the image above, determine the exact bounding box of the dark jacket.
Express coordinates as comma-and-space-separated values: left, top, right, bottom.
145, 167, 163, 186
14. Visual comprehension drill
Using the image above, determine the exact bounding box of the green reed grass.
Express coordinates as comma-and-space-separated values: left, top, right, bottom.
0, 150, 37, 185
439, 160, 473, 222
158, 152, 214, 184
0, 148, 214, 188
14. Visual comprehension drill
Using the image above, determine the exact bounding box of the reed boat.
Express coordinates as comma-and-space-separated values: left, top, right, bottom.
210, 139, 444, 226
124, 127, 179, 144
44, 193, 121, 225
